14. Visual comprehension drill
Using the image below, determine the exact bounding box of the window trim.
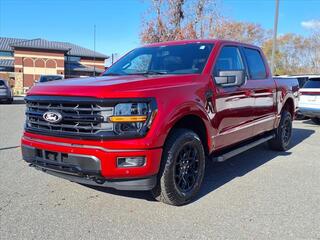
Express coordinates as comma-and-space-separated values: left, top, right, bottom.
242, 47, 268, 80
212, 45, 246, 76
211, 45, 249, 86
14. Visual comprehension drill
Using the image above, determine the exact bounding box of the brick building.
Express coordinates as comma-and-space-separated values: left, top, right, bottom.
0, 37, 108, 94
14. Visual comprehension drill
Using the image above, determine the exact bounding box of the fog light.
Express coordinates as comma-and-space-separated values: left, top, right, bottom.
117, 157, 146, 168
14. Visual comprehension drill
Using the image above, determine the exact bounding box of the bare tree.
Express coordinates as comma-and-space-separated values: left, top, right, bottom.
211, 20, 271, 46
140, 0, 222, 43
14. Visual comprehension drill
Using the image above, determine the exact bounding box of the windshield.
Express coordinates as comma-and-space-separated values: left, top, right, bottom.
303, 78, 320, 88
40, 76, 62, 83
103, 43, 214, 76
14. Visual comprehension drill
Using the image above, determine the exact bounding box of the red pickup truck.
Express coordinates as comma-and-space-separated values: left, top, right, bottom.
22, 40, 299, 205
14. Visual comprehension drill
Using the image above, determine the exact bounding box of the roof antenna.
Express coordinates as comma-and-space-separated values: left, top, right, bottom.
93, 24, 96, 77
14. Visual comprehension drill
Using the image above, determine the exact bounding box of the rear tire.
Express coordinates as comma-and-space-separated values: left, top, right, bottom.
152, 129, 206, 206
269, 110, 292, 151
311, 117, 320, 125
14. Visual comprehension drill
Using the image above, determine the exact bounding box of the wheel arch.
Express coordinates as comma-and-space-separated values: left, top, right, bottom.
164, 114, 211, 156
282, 97, 295, 119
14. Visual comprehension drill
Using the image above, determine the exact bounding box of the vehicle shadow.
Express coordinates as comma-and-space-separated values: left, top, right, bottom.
0, 97, 25, 105
82, 127, 314, 204
195, 127, 314, 202
302, 119, 319, 126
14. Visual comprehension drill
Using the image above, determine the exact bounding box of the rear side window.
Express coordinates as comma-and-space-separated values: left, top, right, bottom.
303, 78, 320, 88
244, 48, 267, 80
0, 80, 4, 86
214, 46, 244, 75
297, 77, 308, 88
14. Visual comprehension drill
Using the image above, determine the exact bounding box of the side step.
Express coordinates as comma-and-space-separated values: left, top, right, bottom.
212, 134, 275, 162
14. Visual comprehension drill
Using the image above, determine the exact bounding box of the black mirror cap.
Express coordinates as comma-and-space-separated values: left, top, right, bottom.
214, 70, 245, 87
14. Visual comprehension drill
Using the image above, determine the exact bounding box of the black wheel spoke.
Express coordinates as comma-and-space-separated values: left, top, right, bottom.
175, 143, 200, 193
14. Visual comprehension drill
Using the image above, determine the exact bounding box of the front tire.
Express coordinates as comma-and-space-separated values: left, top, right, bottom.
311, 117, 320, 125
152, 129, 206, 206
269, 110, 292, 151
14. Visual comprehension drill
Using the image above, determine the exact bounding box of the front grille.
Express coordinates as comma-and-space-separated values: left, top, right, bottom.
25, 96, 114, 139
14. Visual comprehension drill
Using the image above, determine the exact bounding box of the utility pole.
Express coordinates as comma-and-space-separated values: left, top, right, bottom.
93, 24, 96, 77
271, 0, 280, 76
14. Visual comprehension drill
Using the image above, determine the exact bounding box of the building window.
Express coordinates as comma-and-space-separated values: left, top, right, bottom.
66, 56, 80, 62
0, 51, 13, 57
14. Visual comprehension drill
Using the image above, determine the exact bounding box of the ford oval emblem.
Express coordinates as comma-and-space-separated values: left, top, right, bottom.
43, 111, 63, 123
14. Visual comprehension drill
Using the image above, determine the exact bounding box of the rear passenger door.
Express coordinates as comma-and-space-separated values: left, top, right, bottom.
211, 45, 255, 150
242, 47, 277, 136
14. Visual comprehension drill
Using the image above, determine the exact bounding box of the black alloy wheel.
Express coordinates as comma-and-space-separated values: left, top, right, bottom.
152, 129, 206, 206
174, 144, 200, 193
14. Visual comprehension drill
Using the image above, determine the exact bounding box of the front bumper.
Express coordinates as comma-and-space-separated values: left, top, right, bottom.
21, 135, 162, 191
0, 95, 11, 101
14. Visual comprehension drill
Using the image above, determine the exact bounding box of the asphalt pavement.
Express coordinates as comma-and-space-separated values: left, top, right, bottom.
0, 99, 319, 239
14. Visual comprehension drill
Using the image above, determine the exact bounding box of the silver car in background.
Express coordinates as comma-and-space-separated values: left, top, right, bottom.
299, 76, 320, 124
0, 79, 13, 104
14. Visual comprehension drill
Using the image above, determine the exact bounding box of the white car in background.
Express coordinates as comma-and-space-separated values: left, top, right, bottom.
299, 76, 320, 124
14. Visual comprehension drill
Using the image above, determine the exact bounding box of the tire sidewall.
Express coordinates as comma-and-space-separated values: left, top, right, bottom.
161, 130, 206, 204
278, 111, 292, 150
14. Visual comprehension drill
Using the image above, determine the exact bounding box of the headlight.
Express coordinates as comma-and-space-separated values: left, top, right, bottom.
108, 102, 157, 136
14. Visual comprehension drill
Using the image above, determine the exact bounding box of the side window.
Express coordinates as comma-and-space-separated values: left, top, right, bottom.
243, 48, 267, 80
122, 54, 152, 73
214, 46, 244, 76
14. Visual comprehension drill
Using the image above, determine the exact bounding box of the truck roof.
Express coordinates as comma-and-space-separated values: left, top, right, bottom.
276, 74, 320, 79
143, 39, 260, 49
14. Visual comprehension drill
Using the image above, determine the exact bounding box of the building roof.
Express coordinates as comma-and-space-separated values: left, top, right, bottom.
0, 59, 14, 67
0, 37, 108, 59
0, 37, 28, 51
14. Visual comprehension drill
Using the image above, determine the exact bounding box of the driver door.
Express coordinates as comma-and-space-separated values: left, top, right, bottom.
211, 45, 255, 150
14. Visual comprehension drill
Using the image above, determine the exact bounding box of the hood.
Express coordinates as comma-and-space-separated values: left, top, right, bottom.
27, 74, 200, 98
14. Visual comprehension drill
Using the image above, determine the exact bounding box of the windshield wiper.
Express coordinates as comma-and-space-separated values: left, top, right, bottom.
128, 71, 168, 76
103, 73, 121, 76
144, 70, 168, 75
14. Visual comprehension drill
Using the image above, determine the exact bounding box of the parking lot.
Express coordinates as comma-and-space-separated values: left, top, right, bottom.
0, 100, 319, 239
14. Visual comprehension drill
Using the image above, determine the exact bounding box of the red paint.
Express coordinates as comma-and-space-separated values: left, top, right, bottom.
22, 40, 298, 180
300, 91, 320, 95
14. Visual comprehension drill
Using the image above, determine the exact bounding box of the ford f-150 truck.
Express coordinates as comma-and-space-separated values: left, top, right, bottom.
22, 40, 299, 206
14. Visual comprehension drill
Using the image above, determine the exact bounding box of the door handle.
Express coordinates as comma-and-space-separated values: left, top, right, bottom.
245, 90, 254, 97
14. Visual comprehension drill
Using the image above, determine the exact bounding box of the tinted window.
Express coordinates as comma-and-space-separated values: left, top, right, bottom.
303, 78, 320, 88
104, 43, 214, 76
39, 76, 62, 83
0, 51, 13, 57
0, 80, 4, 86
122, 54, 152, 73
297, 77, 308, 88
244, 48, 267, 79
214, 46, 244, 75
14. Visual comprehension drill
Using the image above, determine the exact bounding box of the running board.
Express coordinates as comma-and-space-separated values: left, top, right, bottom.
212, 134, 275, 162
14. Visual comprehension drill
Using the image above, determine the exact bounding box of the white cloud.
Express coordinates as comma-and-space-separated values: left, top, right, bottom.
301, 19, 320, 30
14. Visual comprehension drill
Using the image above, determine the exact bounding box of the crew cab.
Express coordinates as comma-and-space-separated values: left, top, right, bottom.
21, 40, 298, 205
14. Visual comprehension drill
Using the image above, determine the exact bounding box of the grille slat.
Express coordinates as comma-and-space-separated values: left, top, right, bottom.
25, 98, 114, 137
27, 120, 103, 131
26, 110, 104, 123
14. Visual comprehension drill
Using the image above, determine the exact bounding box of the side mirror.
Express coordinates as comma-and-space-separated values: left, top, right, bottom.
214, 70, 245, 87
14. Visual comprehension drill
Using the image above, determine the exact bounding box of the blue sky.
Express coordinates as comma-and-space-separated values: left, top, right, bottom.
0, 0, 319, 57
